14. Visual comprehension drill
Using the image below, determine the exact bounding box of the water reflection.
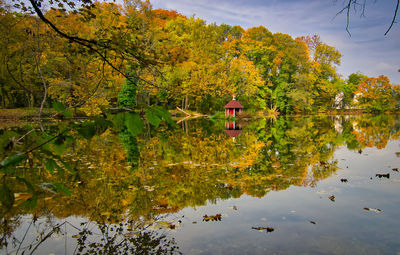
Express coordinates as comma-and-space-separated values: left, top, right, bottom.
224, 120, 242, 141
1, 114, 400, 254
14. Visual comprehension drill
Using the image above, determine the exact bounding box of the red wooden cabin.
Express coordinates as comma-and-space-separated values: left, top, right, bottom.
224, 96, 244, 117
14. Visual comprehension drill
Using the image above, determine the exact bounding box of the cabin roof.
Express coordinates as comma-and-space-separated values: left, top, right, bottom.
224, 99, 244, 109
224, 129, 242, 137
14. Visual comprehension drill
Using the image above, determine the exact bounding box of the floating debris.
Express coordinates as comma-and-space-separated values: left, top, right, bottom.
316, 190, 328, 195
123, 231, 140, 237
364, 208, 382, 213
340, 178, 348, 183
310, 221, 317, 225
143, 185, 155, 191
376, 173, 390, 179
329, 195, 335, 202
252, 227, 274, 232
228, 205, 238, 210
392, 168, 398, 172
151, 221, 179, 230
203, 214, 222, 222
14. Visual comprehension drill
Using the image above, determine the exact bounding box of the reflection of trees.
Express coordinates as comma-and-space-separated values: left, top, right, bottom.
0, 216, 181, 255
2, 115, 400, 241
351, 115, 400, 149
119, 128, 139, 168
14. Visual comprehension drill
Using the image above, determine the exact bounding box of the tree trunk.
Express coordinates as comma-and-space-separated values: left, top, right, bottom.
35, 19, 47, 120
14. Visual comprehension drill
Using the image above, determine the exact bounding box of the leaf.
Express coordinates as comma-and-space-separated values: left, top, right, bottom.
45, 159, 58, 173
0, 153, 26, 171
110, 112, 126, 131
251, 226, 274, 232
52, 142, 66, 156
145, 108, 162, 127
376, 173, 390, 179
52, 182, 71, 196
364, 207, 382, 213
52, 101, 66, 112
38, 182, 71, 196
0, 184, 14, 209
16, 177, 35, 194
52, 101, 73, 117
62, 110, 73, 118
0, 131, 18, 153
329, 195, 335, 202
22, 196, 38, 209
60, 161, 75, 173
125, 113, 143, 136
153, 106, 175, 126
77, 119, 112, 139
77, 123, 96, 139
202, 214, 222, 221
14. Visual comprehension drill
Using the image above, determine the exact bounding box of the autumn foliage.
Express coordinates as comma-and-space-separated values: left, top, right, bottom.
0, 0, 398, 114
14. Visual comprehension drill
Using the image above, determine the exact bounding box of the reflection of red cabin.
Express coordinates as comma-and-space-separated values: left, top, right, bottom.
224, 121, 242, 139
224, 96, 244, 117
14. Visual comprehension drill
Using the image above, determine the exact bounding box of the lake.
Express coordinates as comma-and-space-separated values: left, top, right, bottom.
1, 114, 400, 254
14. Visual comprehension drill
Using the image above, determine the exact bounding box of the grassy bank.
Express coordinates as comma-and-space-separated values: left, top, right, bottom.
0, 108, 56, 119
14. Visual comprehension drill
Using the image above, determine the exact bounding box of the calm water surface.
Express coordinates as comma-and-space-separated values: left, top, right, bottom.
1, 115, 399, 254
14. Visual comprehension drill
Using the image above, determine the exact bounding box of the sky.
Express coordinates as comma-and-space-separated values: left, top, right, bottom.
150, 0, 400, 84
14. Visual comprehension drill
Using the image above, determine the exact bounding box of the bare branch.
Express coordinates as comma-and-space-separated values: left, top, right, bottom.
27, 0, 163, 89
385, 0, 399, 35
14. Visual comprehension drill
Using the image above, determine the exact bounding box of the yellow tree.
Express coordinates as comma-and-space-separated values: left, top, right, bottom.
354, 75, 395, 112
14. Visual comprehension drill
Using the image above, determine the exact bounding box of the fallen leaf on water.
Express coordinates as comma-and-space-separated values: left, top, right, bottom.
143, 185, 155, 191
376, 173, 390, 179
392, 168, 398, 172
363, 208, 382, 213
202, 214, 222, 222
151, 221, 178, 230
72, 234, 81, 238
329, 195, 335, 202
192, 221, 197, 224
252, 227, 274, 232
124, 231, 140, 237
310, 221, 316, 224
340, 178, 348, 183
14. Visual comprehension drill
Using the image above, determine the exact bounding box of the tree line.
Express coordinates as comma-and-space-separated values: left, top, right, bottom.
1, 0, 399, 115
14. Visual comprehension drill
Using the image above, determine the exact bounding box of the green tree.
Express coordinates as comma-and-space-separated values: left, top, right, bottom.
118, 70, 138, 108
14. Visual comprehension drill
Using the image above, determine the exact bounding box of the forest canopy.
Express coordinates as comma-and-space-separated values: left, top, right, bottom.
1, 0, 399, 115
